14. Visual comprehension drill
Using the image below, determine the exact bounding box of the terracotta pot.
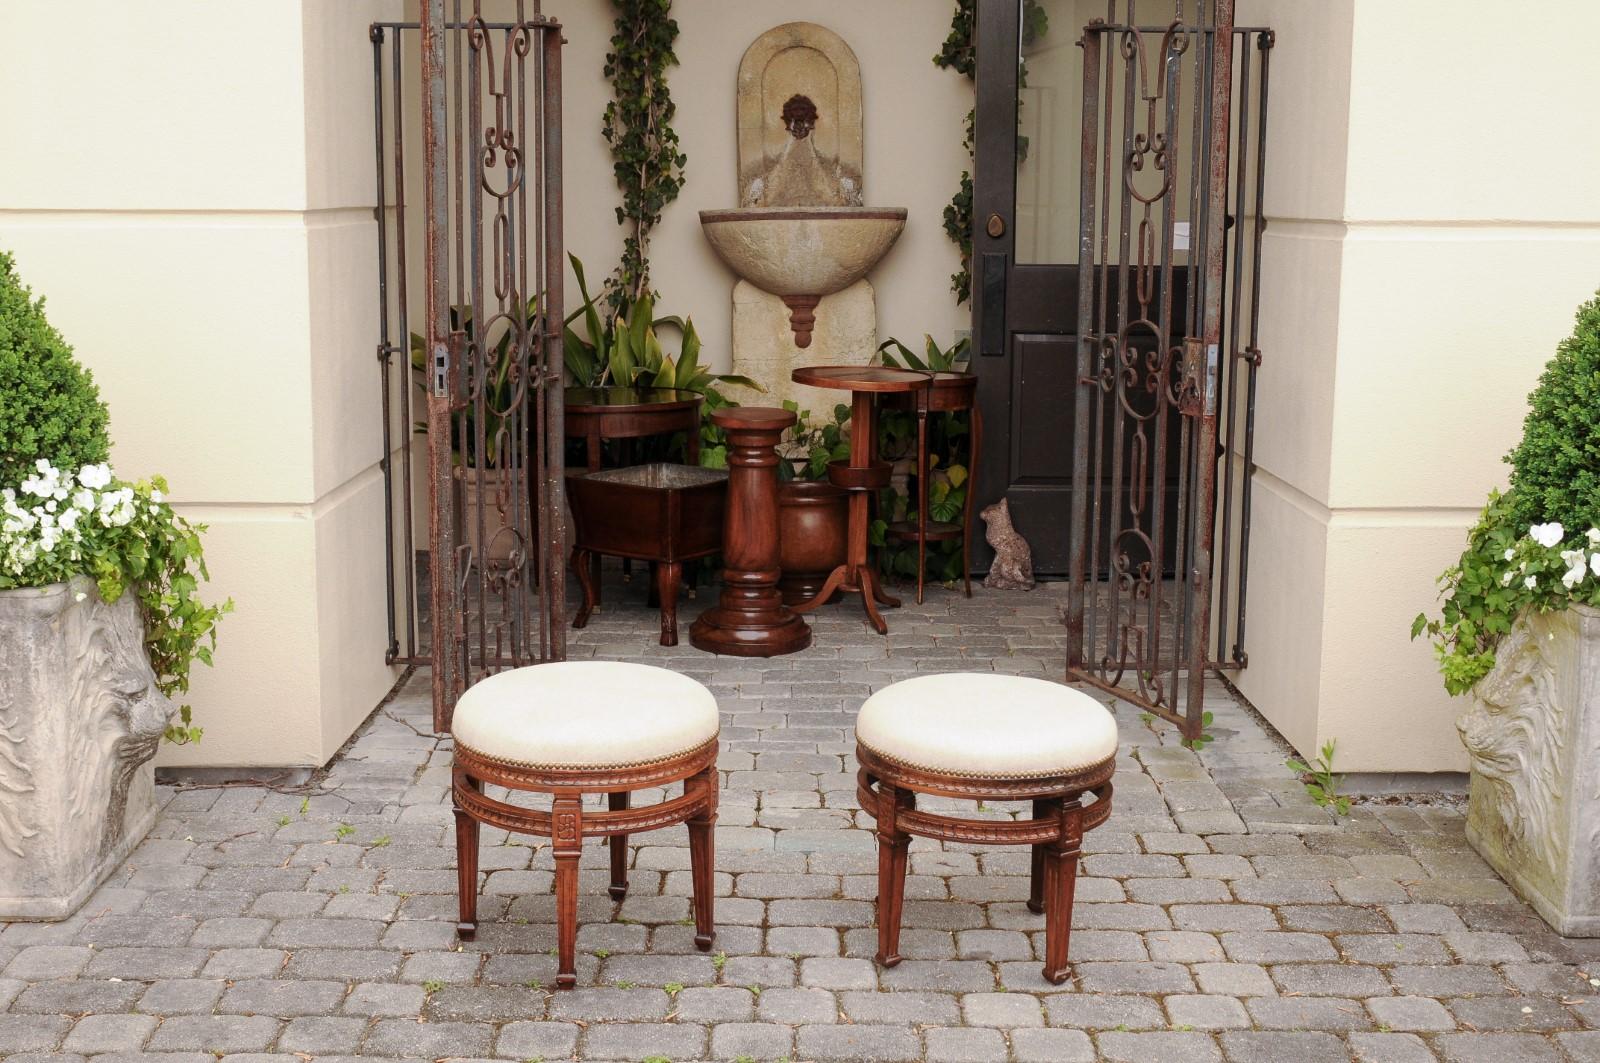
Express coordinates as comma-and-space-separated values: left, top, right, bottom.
778, 479, 848, 606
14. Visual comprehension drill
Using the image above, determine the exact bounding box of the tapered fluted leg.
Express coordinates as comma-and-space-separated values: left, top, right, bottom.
874, 782, 912, 968
1028, 799, 1051, 915
608, 791, 630, 901
552, 795, 583, 989
1042, 802, 1085, 985
453, 783, 480, 940
687, 766, 718, 950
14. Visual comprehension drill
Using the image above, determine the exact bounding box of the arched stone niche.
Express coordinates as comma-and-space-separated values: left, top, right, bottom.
737, 22, 863, 207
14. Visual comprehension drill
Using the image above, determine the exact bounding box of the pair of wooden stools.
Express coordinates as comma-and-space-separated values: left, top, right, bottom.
450, 662, 1117, 988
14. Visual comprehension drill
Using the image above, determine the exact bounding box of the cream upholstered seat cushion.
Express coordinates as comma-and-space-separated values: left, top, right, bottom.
855, 673, 1118, 779
451, 661, 719, 769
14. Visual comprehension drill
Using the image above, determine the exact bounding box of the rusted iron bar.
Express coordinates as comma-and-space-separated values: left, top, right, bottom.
372, 25, 400, 665
421, 0, 457, 733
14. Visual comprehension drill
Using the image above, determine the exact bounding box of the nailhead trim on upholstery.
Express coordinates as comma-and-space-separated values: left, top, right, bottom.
856, 738, 1116, 782
453, 733, 720, 773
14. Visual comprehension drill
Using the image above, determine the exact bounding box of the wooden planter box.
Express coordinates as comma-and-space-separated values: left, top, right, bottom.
566, 464, 728, 645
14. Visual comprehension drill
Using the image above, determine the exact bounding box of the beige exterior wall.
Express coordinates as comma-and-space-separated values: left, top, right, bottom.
1236, 0, 1600, 771
0, 1, 402, 767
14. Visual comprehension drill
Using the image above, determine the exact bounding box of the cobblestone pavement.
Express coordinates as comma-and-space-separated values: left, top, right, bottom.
5, 568, 1600, 1063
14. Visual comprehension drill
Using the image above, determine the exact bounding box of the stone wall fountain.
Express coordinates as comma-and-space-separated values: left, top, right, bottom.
700, 22, 906, 408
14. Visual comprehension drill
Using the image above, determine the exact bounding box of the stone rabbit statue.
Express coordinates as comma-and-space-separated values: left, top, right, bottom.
981, 498, 1035, 591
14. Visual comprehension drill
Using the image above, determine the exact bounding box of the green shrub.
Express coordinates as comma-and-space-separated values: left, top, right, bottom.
0, 251, 110, 488
1415, 287, 1600, 694
1505, 291, 1600, 533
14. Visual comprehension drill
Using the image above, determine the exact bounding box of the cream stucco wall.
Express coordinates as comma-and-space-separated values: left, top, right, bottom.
0, 0, 402, 767
1236, 0, 1600, 771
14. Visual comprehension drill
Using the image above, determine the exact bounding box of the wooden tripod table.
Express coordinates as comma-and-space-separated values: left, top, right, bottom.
790, 366, 930, 634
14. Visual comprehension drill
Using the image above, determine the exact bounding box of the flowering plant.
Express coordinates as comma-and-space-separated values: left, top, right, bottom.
1413, 490, 1600, 696
0, 460, 230, 744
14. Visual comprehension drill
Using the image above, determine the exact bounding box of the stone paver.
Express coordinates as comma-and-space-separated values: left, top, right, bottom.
1, 571, 1593, 1061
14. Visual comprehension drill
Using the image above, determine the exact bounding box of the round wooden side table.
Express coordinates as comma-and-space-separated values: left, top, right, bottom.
690, 407, 812, 657
789, 366, 930, 634
563, 387, 703, 471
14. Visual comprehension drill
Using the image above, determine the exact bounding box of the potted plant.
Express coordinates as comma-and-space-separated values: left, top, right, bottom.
562, 254, 762, 469
776, 400, 851, 605
1414, 289, 1600, 936
0, 251, 228, 919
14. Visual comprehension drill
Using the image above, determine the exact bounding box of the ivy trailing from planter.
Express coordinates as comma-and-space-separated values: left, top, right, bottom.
933, 0, 1048, 304
602, 0, 686, 315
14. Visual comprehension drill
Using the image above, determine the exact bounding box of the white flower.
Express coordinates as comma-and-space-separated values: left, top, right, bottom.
1589, 528, 1600, 545
150, 489, 164, 504
1592, 553, 1600, 577
1501, 570, 1515, 586
77, 464, 112, 490
1504, 548, 1516, 562
57, 508, 79, 533
1563, 560, 1588, 589
71, 489, 95, 512
1530, 522, 1566, 548
1525, 575, 1539, 589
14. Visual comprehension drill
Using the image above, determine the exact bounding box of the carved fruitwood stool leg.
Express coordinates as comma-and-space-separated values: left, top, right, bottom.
854, 673, 1118, 985
450, 662, 722, 989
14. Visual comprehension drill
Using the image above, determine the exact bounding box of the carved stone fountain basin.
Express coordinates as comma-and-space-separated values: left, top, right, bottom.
699, 206, 907, 299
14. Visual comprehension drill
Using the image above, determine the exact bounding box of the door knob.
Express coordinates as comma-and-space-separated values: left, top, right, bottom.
986, 213, 1006, 239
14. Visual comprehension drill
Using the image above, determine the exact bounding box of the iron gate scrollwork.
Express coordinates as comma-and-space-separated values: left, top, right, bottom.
1066, 0, 1270, 739
372, 0, 566, 734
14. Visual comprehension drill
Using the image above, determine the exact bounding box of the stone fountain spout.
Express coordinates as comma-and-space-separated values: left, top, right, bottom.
700, 21, 907, 402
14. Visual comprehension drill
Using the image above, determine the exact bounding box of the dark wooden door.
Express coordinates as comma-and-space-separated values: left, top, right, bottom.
970, 0, 1093, 576
970, 0, 1194, 578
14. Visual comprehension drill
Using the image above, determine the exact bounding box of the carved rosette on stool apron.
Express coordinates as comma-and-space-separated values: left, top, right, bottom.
0, 576, 176, 919
1457, 604, 1600, 936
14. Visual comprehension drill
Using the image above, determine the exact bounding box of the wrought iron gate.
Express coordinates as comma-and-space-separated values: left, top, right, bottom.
1065, 1, 1271, 739
372, 2, 566, 734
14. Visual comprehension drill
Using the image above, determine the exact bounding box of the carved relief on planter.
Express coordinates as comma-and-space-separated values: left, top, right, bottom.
0, 577, 176, 920
1459, 604, 1600, 936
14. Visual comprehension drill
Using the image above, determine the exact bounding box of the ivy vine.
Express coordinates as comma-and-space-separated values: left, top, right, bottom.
602, 0, 686, 315
934, 0, 1048, 304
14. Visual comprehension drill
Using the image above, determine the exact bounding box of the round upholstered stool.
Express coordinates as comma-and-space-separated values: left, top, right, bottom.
450, 661, 720, 989
854, 673, 1117, 984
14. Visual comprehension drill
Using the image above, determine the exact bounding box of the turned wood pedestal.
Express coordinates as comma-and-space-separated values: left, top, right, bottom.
690, 407, 812, 657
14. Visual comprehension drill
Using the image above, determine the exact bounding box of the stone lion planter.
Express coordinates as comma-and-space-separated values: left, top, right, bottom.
1459, 604, 1600, 936
0, 576, 175, 919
